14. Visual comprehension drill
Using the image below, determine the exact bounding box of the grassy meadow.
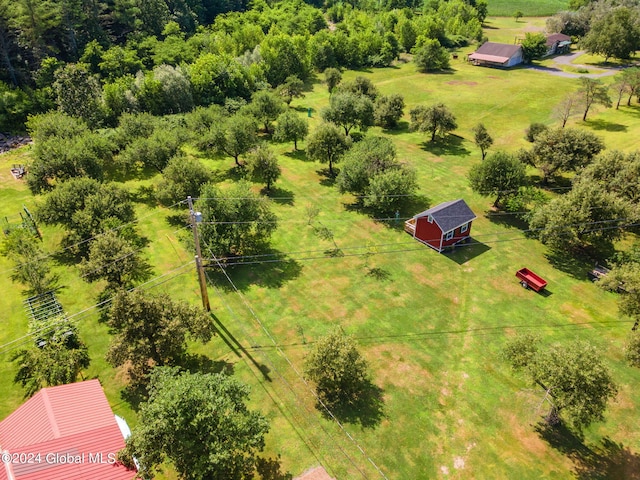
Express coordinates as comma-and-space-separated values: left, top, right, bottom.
2, 17, 640, 480
487, 0, 570, 17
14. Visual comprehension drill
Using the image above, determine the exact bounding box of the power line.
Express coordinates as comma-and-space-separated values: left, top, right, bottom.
205, 244, 389, 479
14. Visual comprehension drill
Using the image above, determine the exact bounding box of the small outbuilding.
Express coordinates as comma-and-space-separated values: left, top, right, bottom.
468, 42, 524, 67
545, 33, 572, 56
405, 199, 476, 253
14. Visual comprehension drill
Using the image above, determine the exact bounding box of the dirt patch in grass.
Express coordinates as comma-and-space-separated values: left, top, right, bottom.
407, 263, 444, 288
368, 344, 433, 393
446, 80, 478, 86
558, 303, 592, 326
431, 157, 445, 163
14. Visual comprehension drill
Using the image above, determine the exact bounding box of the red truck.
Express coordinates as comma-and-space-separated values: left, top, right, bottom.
515, 268, 547, 292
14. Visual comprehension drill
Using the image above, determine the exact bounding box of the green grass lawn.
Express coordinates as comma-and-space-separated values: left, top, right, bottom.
487, 0, 569, 17
2, 18, 640, 480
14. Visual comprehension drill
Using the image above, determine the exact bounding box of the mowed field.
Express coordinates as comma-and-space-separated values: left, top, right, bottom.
487, 0, 570, 16
2, 17, 640, 480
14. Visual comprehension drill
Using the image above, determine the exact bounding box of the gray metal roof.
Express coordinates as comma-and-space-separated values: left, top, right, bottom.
415, 199, 476, 233
473, 42, 522, 59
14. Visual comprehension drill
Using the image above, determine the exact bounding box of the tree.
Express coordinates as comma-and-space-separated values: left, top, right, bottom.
1, 228, 58, 296
273, 110, 308, 150
324, 67, 342, 94
122, 367, 269, 480
525, 122, 548, 142
306, 122, 350, 176
210, 114, 259, 167
374, 94, 405, 129
514, 11, 523, 22
79, 231, 151, 290
529, 341, 618, 431
248, 90, 286, 134
575, 150, 640, 203
468, 152, 527, 207
412, 37, 450, 72
599, 262, 640, 327
106, 290, 214, 386
37, 178, 136, 255
304, 327, 370, 407
553, 93, 580, 128
528, 182, 632, 252
614, 67, 640, 107
336, 76, 379, 101
502, 333, 540, 371
522, 127, 604, 184
117, 125, 187, 173
363, 167, 418, 215
577, 77, 612, 121
246, 144, 281, 191
156, 155, 212, 206
276, 75, 305, 106
410, 103, 457, 142
53, 63, 104, 128
197, 181, 278, 256
260, 33, 309, 86
321, 91, 374, 136
521, 32, 547, 63
582, 6, 640, 61
12, 320, 90, 398
337, 136, 398, 196
472, 123, 493, 160
626, 333, 640, 367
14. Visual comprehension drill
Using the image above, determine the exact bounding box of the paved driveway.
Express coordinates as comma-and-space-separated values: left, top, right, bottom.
526, 50, 629, 78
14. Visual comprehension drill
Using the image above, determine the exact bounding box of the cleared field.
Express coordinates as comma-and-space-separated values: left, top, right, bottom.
487, 0, 569, 17
1, 19, 640, 480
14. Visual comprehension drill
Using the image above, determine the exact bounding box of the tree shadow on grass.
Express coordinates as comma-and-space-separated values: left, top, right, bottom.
380, 120, 410, 135
366, 266, 391, 281
131, 184, 158, 207
320, 380, 385, 428
262, 186, 295, 206
256, 456, 293, 480
181, 353, 234, 376
485, 210, 530, 230
545, 245, 615, 281
585, 119, 627, 132
206, 254, 302, 291
317, 168, 337, 186
535, 422, 640, 480
283, 149, 311, 161
419, 134, 471, 157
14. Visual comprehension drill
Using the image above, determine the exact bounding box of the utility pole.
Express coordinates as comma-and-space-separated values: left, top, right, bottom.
187, 196, 211, 312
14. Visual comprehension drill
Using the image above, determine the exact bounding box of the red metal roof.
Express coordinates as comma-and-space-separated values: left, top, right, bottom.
0, 380, 136, 480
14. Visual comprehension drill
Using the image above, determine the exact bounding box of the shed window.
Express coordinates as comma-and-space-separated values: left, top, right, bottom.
460, 223, 468, 234
427, 215, 433, 223
445, 230, 454, 241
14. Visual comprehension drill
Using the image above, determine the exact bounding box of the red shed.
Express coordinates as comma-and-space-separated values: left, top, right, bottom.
405, 199, 476, 253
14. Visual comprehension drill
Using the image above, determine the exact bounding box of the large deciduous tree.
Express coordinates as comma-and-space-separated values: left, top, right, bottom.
156, 155, 212, 206
521, 32, 548, 62
53, 63, 104, 128
575, 150, 640, 203
197, 181, 278, 256
248, 90, 286, 134
412, 37, 450, 72
210, 114, 259, 167
304, 327, 370, 408
520, 127, 604, 184
528, 182, 632, 252
321, 91, 375, 136
121, 367, 269, 480
410, 103, 457, 142
273, 110, 309, 150
468, 151, 527, 207
306, 122, 350, 176
582, 6, 640, 61
106, 290, 214, 386
577, 77, 612, 121
374, 94, 405, 129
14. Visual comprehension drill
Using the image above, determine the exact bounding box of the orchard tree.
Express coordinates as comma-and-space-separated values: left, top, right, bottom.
79, 231, 151, 290
1, 228, 58, 296
514, 11, 523, 22
12, 320, 90, 398
277, 75, 305, 106
363, 167, 418, 215
521, 127, 604, 183
600, 263, 640, 330
211, 114, 259, 167
468, 152, 527, 207
521, 32, 548, 62
614, 67, 640, 107
626, 333, 640, 367
412, 37, 450, 72
374, 94, 405, 129
321, 91, 375, 136
525, 122, 548, 142
304, 327, 370, 408
121, 367, 269, 480
553, 93, 580, 128
472, 123, 493, 160
410, 103, 457, 142
156, 155, 212, 206
577, 77, 612, 121
273, 110, 309, 150
529, 341, 618, 431
197, 181, 278, 256
246, 144, 281, 191
528, 182, 632, 252
306, 122, 350, 176
248, 90, 286, 134
337, 136, 397, 196
575, 150, 640, 203
106, 290, 214, 387
336, 76, 379, 101
324, 67, 342, 94
117, 125, 186, 173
